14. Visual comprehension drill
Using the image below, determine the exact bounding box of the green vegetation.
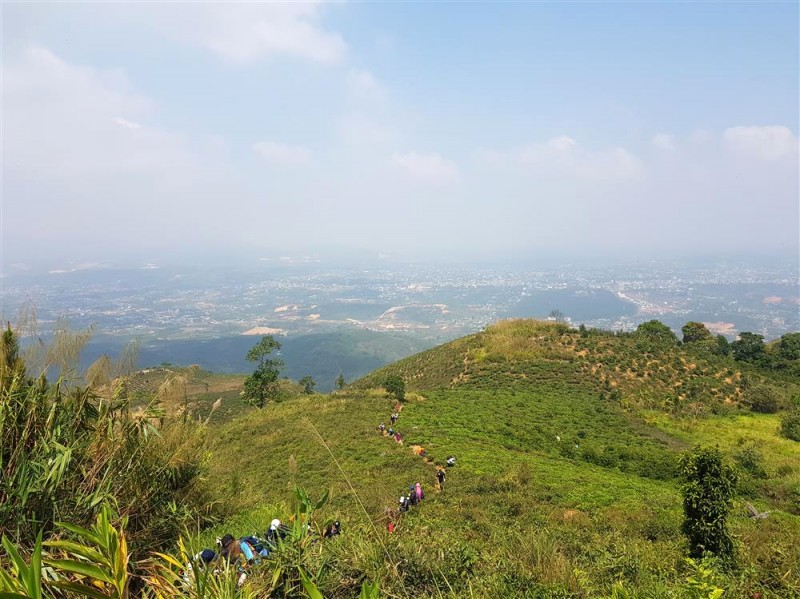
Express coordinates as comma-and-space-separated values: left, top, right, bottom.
243, 336, 283, 408
299, 376, 316, 395
383, 374, 405, 402
780, 410, 800, 442
679, 446, 738, 561
0, 327, 210, 571
2, 318, 799, 597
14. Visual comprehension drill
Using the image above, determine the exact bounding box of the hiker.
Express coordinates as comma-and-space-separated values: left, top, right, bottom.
415, 482, 424, 502
219, 534, 256, 565
323, 521, 341, 538
408, 486, 418, 507
182, 549, 216, 587
446, 456, 456, 467
241, 535, 270, 558
436, 468, 446, 488
378, 423, 386, 434
388, 427, 394, 436
391, 412, 398, 425
266, 518, 288, 546
399, 495, 409, 512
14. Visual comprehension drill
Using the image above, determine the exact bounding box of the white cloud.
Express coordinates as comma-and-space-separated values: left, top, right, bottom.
338, 113, 399, 146
2, 46, 242, 260
113, 117, 142, 130
488, 136, 643, 182
156, 3, 346, 64
253, 141, 312, 165
722, 126, 798, 161
346, 68, 385, 101
392, 152, 460, 184
652, 133, 675, 151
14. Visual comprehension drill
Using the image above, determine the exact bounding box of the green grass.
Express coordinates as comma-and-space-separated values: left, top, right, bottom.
189, 320, 800, 597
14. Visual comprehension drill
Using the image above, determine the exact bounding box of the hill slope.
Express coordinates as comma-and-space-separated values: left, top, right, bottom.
199, 320, 799, 597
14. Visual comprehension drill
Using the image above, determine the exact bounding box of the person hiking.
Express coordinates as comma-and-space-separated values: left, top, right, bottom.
182, 549, 216, 588
323, 521, 341, 538
436, 468, 446, 488
378, 423, 386, 434
415, 482, 424, 501
266, 518, 287, 546
399, 495, 409, 512
408, 485, 418, 506
388, 427, 394, 436
390, 412, 398, 425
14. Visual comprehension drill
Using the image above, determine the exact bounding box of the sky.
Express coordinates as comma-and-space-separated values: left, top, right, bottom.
1, 1, 798, 271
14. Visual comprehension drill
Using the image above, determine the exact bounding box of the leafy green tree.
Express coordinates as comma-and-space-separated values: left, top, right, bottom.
384, 374, 405, 402
682, 322, 712, 344
779, 332, 800, 361
713, 335, 731, 356
679, 446, 738, 561
243, 336, 283, 408
635, 320, 678, 345
299, 375, 316, 395
730, 332, 766, 364
335, 372, 346, 390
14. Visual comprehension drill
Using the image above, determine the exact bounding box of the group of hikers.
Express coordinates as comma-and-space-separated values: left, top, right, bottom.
184, 517, 341, 586
378, 404, 456, 533
184, 402, 454, 585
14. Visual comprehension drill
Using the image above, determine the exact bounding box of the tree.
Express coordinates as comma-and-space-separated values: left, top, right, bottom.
731, 332, 767, 364
682, 322, 712, 344
384, 374, 405, 402
713, 334, 731, 356
299, 375, 316, 395
679, 446, 738, 561
243, 336, 283, 408
335, 372, 346, 391
548, 309, 565, 323
779, 332, 800, 361
635, 320, 678, 345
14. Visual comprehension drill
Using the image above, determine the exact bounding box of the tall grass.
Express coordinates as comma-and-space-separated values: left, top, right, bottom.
0, 326, 210, 564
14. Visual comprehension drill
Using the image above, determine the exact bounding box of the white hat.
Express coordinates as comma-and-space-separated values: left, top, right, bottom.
270, 518, 281, 530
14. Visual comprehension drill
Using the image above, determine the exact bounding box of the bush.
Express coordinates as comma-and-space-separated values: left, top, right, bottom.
732, 442, 767, 479
679, 446, 738, 561
779, 410, 800, 442
743, 385, 781, 414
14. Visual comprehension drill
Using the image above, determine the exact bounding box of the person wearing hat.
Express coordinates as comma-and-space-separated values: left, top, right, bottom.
266, 518, 288, 547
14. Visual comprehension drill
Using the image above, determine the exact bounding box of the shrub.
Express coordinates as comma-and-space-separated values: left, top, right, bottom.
779, 410, 800, 442
679, 446, 738, 561
743, 385, 781, 414
732, 442, 767, 479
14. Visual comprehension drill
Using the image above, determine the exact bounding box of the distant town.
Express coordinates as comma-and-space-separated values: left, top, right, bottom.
2, 257, 797, 346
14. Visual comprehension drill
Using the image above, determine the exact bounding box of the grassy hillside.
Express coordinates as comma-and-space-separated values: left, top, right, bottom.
191, 320, 800, 597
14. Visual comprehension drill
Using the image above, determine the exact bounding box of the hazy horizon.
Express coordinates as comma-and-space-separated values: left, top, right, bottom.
2, 2, 798, 272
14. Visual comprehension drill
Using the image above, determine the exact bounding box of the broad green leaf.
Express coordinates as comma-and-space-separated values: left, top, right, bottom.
299, 569, 324, 599
44, 559, 112, 584
43, 541, 105, 565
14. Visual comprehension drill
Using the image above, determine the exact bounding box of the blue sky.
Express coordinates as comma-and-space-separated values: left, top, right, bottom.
2, 2, 798, 269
